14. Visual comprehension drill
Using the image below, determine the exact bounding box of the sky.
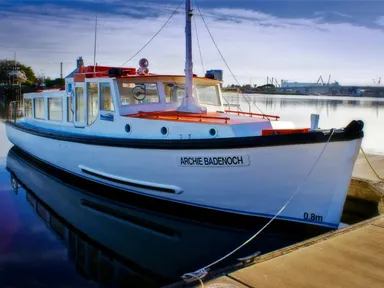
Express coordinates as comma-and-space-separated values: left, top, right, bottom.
1, 0, 384, 86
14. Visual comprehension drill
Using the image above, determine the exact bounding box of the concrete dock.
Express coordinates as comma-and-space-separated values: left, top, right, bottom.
166, 153, 384, 288
202, 214, 384, 288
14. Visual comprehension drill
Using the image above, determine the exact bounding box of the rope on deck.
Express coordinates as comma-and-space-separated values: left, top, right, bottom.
181, 129, 336, 286
360, 147, 384, 182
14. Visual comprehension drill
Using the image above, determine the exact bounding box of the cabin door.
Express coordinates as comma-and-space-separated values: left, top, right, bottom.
74, 84, 86, 128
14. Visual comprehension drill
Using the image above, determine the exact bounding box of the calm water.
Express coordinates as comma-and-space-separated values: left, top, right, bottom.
2, 144, 288, 288
0, 94, 383, 287
225, 93, 384, 154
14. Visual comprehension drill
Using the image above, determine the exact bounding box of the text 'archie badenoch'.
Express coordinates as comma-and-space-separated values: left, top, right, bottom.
178, 155, 250, 167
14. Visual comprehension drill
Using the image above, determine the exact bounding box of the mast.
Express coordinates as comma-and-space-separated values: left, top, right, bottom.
93, 15, 98, 74
185, 0, 193, 104
176, 0, 206, 114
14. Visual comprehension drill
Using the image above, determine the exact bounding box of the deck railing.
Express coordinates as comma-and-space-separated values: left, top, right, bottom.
8, 101, 24, 123
222, 94, 243, 112
134, 111, 231, 123
221, 88, 265, 114
224, 110, 280, 120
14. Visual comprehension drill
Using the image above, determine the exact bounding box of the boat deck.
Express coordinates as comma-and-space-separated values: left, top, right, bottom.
125, 110, 279, 125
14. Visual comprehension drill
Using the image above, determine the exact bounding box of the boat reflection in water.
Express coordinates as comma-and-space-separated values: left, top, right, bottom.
6, 147, 301, 287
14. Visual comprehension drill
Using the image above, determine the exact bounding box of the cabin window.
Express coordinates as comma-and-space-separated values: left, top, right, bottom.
87, 82, 99, 125
100, 83, 114, 111
75, 87, 85, 122
196, 85, 221, 106
67, 97, 73, 122
34, 98, 45, 120
163, 83, 185, 103
117, 81, 160, 105
48, 98, 63, 121
24, 99, 32, 118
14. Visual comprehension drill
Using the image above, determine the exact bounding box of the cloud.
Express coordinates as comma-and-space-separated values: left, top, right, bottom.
377, 16, 384, 27
1, 2, 384, 85
332, 12, 352, 18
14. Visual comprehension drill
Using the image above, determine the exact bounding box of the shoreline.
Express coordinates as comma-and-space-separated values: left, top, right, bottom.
222, 90, 384, 98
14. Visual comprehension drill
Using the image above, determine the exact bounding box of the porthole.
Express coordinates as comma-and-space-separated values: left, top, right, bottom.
209, 128, 217, 137
125, 124, 131, 134
161, 126, 168, 136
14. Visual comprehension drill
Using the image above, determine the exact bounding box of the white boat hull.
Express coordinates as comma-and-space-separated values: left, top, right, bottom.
7, 147, 274, 282
5, 121, 362, 232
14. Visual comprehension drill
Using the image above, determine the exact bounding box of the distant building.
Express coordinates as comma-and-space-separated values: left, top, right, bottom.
280, 80, 340, 88
205, 69, 223, 87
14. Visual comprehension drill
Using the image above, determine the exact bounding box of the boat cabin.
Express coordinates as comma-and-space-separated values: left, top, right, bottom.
23, 62, 224, 123
20, 59, 290, 139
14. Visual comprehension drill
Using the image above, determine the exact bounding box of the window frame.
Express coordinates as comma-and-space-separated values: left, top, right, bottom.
67, 96, 73, 122
75, 86, 85, 123
117, 80, 161, 106
33, 97, 45, 120
87, 82, 99, 126
48, 97, 63, 122
24, 98, 33, 118
99, 82, 114, 112
195, 84, 222, 107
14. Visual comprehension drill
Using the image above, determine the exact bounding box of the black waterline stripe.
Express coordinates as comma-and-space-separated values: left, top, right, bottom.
5, 120, 364, 150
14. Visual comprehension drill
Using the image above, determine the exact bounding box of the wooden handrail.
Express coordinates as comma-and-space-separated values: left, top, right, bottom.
135, 111, 230, 123
225, 110, 280, 120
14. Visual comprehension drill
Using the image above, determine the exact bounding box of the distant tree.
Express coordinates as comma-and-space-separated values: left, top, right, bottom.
45, 77, 65, 88
0, 59, 36, 85
258, 84, 276, 91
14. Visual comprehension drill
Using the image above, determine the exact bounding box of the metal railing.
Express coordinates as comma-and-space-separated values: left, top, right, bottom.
222, 94, 243, 112
222, 88, 267, 116
8, 101, 24, 123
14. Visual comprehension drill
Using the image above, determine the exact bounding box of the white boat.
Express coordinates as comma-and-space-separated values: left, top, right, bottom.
5, 0, 364, 238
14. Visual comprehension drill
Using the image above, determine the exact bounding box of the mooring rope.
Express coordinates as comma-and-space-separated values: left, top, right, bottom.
181, 129, 335, 286
360, 147, 384, 182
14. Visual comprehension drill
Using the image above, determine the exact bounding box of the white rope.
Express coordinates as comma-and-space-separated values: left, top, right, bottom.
120, 0, 183, 67
182, 129, 335, 284
182, 269, 208, 286
194, 0, 266, 116
193, 12, 205, 75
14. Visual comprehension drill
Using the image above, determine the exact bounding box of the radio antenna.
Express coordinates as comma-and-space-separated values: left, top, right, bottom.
93, 14, 98, 74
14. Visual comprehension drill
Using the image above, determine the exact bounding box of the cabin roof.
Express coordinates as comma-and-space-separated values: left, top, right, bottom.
71, 65, 221, 84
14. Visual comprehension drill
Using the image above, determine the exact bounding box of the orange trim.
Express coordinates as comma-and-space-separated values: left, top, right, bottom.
71, 66, 220, 83
78, 66, 137, 74
225, 110, 280, 120
74, 74, 86, 82
262, 128, 310, 136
